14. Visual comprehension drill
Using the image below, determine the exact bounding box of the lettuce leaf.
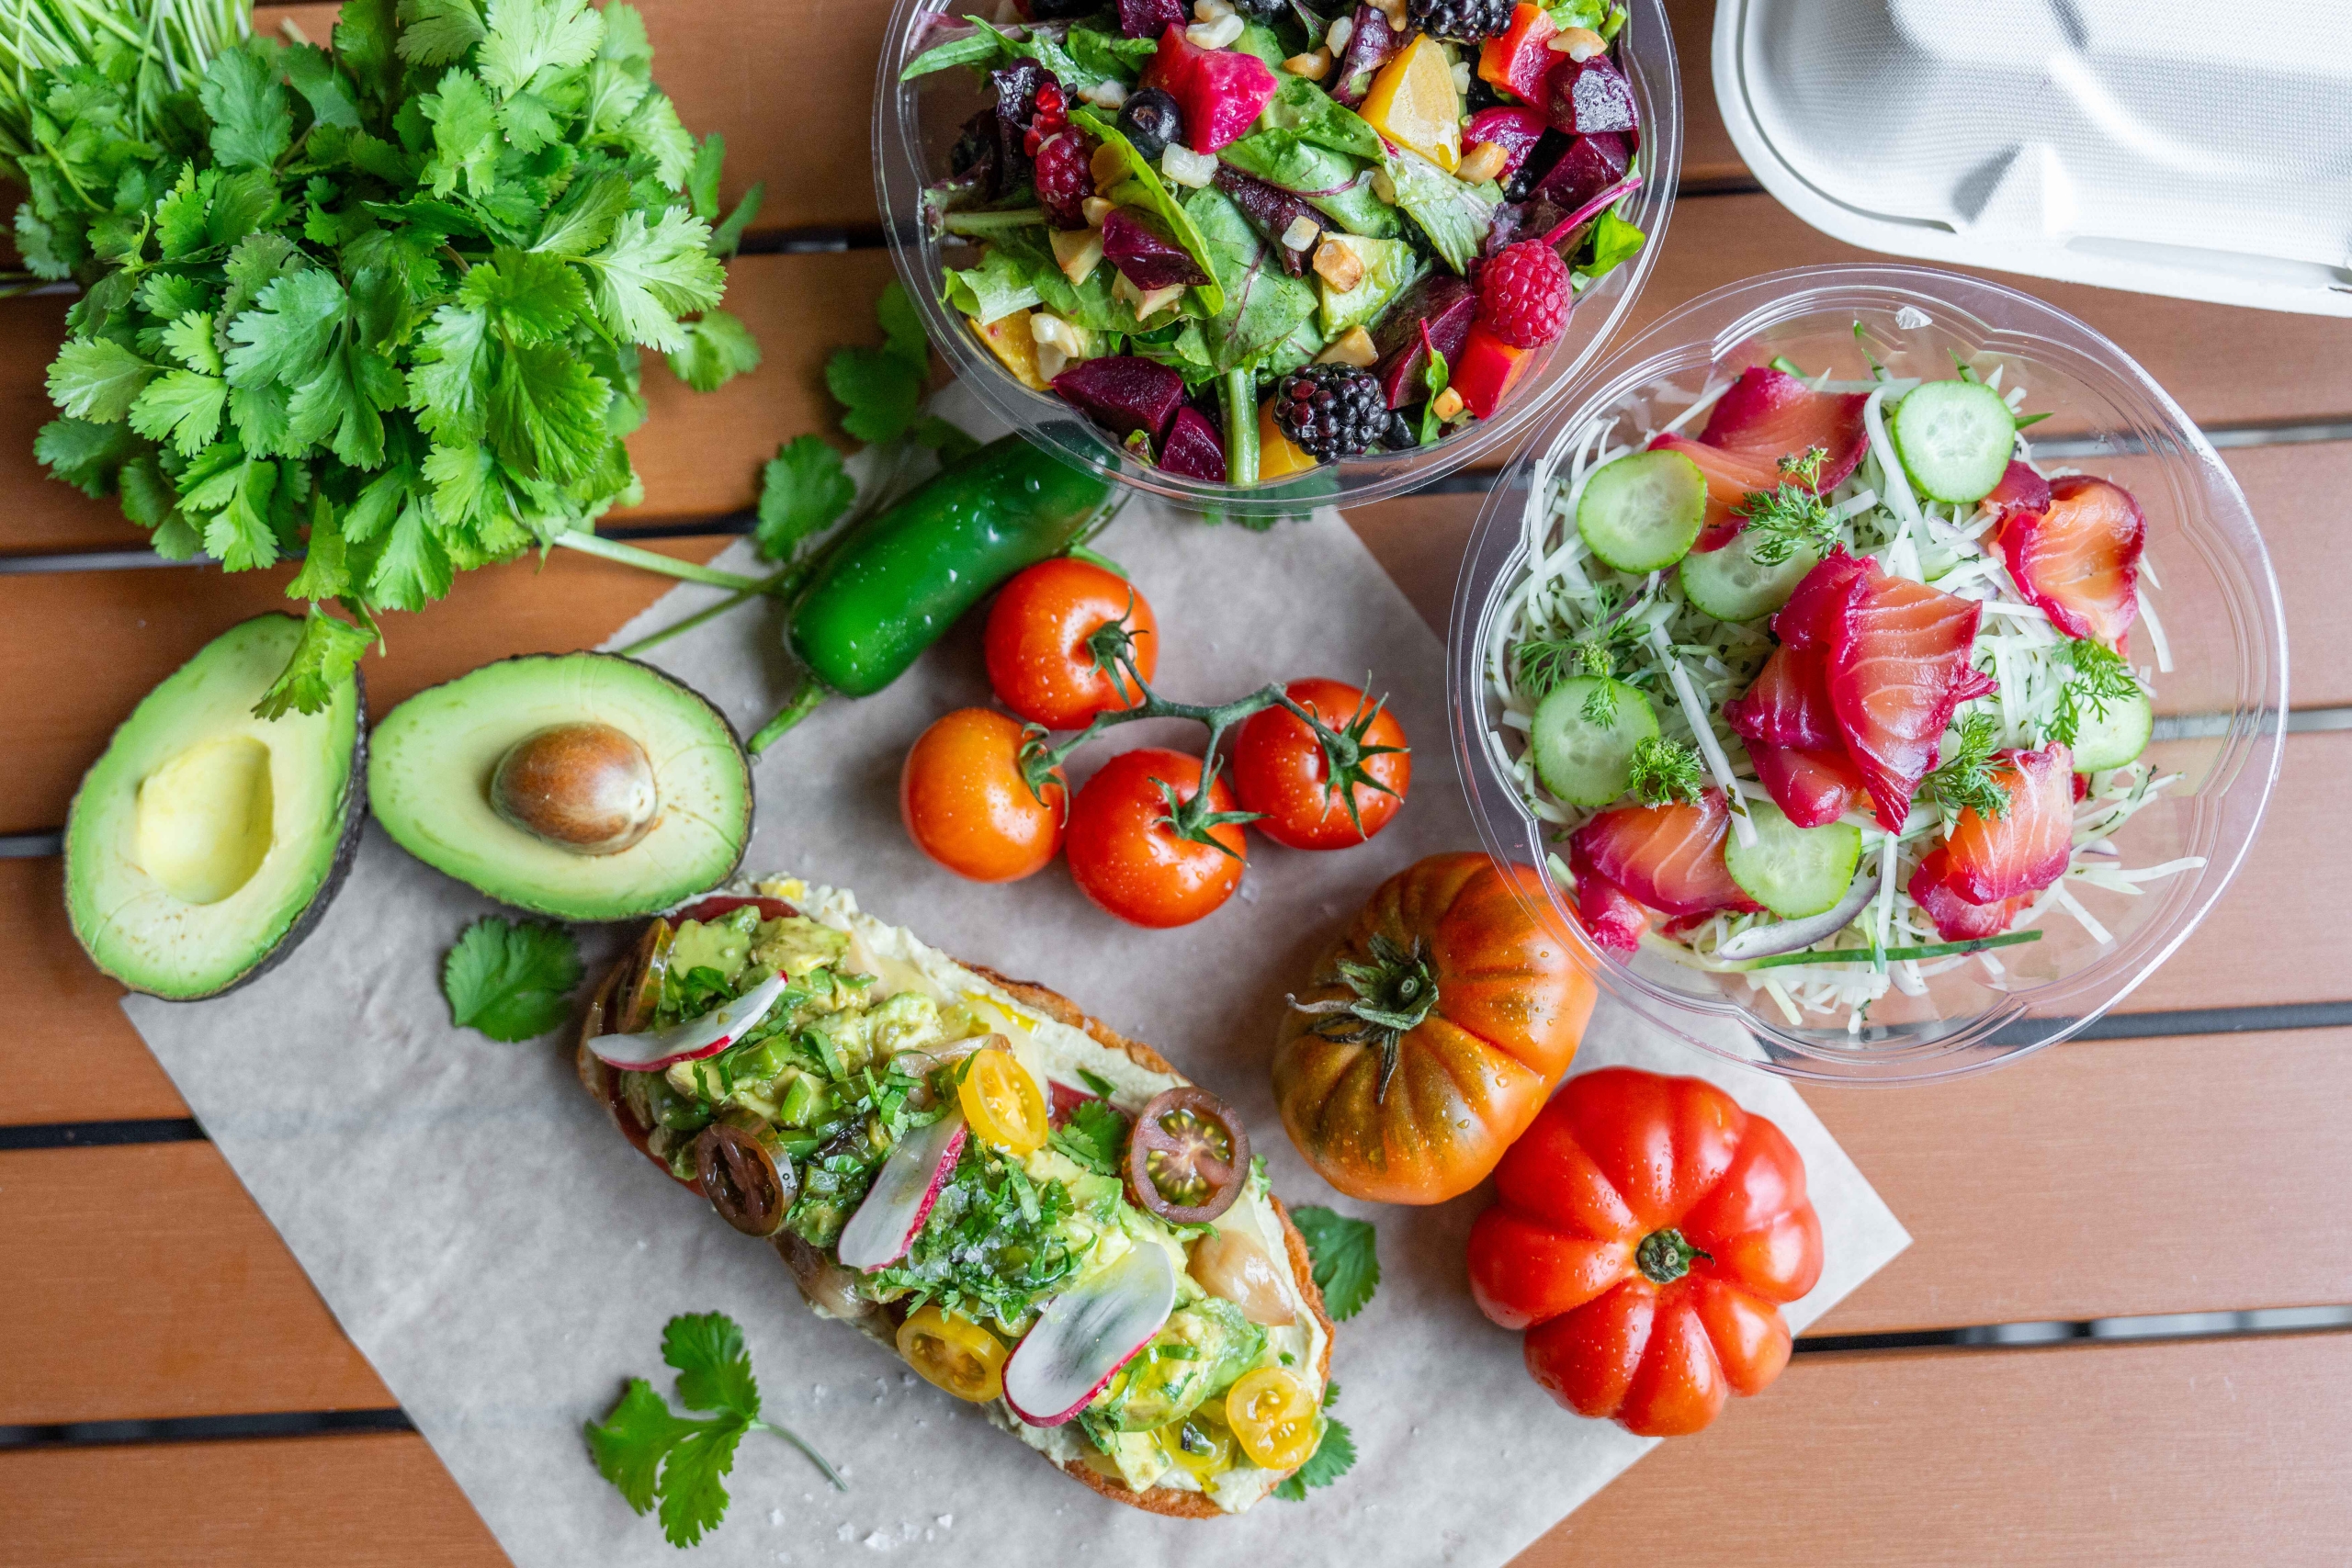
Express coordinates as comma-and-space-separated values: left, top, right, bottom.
944, 247, 1042, 324
1183, 185, 1318, 377
1382, 145, 1497, 273
1218, 130, 1398, 239
1257, 75, 1385, 163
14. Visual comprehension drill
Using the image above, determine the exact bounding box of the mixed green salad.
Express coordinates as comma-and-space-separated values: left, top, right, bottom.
1480, 345, 2205, 1031
899, 0, 1648, 482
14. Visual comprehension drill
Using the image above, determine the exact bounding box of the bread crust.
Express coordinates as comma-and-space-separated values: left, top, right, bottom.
577, 947, 1336, 1518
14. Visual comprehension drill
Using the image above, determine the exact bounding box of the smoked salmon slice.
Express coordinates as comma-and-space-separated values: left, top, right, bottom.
1825, 560, 1985, 831
1698, 366, 1870, 491
1995, 475, 2144, 647
1746, 741, 1864, 829
1723, 644, 1840, 751
1568, 838, 1648, 954
1567, 789, 1761, 920
1937, 744, 2075, 905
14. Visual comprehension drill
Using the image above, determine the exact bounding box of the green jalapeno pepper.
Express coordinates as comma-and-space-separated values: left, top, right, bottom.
752, 436, 1119, 750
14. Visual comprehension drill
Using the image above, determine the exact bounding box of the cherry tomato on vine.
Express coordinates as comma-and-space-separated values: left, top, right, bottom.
984, 558, 1159, 729
900, 708, 1066, 883
1230, 678, 1412, 850
1064, 748, 1249, 929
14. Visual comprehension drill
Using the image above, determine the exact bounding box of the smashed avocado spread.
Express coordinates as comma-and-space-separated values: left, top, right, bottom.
614, 877, 1326, 1510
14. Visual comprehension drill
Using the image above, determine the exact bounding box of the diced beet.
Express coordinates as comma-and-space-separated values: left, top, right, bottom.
1332, 2, 1406, 106
1101, 206, 1210, 289
1464, 107, 1549, 183
1372, 274, 1477, 409
1536, 170, 1641, 251
1158, 405, 1227, 481
1529, 131, 1628, 213
1504, 128, 1574, 200
1142, 22, 1202, 95
1213, 164, 1321, 276
1179, 47, 1278, 152
1051, 355, 1187, 440
1117, 0, 1186, 38
1544, 55, 1637, 138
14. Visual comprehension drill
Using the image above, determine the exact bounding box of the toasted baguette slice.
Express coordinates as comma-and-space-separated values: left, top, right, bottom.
575, 893, 1335, 1517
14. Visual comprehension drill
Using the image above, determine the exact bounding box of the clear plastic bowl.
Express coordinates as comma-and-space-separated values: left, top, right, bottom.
873, 0, 1682, 516
1446, 265, 2289, 1083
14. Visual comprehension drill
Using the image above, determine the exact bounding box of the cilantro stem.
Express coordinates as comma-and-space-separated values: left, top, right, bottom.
1222, 367, 1258, 486
550, 531, 774, 593
1738, 930, 2042, 970
748, 676, 829, 754
613, 561, 806, 658
753, 1417, 847, 1492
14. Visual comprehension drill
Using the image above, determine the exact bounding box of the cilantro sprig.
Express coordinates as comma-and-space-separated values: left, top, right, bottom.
1290, 1204, 1378, 1321
14, 1, 763, 717
588, 1312, 842, 1549
442, 914, 582, 1041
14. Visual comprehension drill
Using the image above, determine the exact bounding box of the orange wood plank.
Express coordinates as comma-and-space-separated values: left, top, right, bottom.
0, 1433, 504, 1568
0, 856, 189, 1123
1667, 0, 1747, 186
0, 1144, 391, 1425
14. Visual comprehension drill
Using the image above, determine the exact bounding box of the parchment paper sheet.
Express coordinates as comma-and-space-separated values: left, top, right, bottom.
123, 393, 1907, 1566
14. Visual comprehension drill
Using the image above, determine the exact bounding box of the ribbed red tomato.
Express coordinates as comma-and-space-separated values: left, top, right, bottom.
1465, 1066, 1824, 1437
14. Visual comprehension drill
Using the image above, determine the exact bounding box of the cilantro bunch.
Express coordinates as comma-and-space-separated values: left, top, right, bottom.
18, 0, 762, 716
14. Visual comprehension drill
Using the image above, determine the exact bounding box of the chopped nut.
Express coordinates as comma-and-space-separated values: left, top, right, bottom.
1091, 141, 1128, 193
1312, 237, 1365, 292
1431, 387, 1464, 421
1548, 25, 1606, 59
1034, 339, 1070, 382
1031, 311, 1091, 362
1375, 0, 1408, 33
1315, 325, 1379, 367
1050, 228, 1104, 287
1079, 79, 1128, 109
1159, 143, 1219, 188
1135, 282, 1187, 319
1282, 47, 1333, 80
1185, 12, 1244, 49
1450, 60, 1471, 95
1455, 140, 1510, 185
1081, 197, 1115, 228
1193, 0, 1233, 17
1325, 15, 1352, 50
1279, 213, 1321, 251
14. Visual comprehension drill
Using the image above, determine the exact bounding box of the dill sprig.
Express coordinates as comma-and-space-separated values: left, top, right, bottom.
2048, 639, 2142, 749
1627, 736, 1705, 807
1732, 480, 1838, 567
1777, 446, 1827, 487
1925, 711, 2010, 819
1515, 585, 1649, 712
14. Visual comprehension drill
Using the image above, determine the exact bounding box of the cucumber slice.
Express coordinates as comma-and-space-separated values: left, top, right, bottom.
1723, 802, 1863, 919
1577, 449, 1708, 573
1531, 678, 1657, 807
1889, 379, 2015, 504
2069, 686, 2153, 772
1678, 533, 1821, 623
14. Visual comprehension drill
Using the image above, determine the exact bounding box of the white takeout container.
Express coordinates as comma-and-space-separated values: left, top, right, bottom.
1712, 0, 2352, 316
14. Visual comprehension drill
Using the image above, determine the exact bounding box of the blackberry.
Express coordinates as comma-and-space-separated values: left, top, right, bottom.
1228, 0, 1288, 18
1272, 365, 1388, 462
1380, 410, 1420, 451
1407, 0, 1515, 44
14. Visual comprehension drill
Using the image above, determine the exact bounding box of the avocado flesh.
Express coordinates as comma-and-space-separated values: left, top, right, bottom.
65, 615, 365, 999
368, 653, 751, 921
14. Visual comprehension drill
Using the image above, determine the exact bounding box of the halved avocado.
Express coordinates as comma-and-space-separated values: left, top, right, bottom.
368, 653, 752, 921
65, 615, 367, 999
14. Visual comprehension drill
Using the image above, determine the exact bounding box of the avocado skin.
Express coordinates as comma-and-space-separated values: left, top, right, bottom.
65, 614, 369, 1002
368, 651, 752, 921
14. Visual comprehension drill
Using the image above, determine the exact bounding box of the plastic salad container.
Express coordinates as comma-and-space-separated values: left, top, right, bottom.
875, 0, 1680, 516
1448, 265, 2287, 1083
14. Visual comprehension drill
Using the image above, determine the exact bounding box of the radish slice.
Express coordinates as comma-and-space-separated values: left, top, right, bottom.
835, 1111, 968, 1272
588, 971, 790, 1073
1001, 1243, 1178, 1427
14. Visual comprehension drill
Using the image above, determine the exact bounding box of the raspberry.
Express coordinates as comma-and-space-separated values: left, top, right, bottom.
1476, 240, 1572, 349
1272, 364, 1386, 462
1033, 131, 1094, 230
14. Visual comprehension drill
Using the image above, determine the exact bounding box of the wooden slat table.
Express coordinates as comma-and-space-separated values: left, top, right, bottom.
6, 3, 2349, 1562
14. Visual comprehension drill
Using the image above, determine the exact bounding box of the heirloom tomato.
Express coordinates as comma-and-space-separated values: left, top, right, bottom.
1465, 1066, 1824, 1437
1272, 852, 1594, 1203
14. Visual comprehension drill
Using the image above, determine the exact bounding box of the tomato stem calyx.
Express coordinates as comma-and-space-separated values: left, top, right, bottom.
1287, 933, 1441, 1101
1634, 1227, 1712, 1285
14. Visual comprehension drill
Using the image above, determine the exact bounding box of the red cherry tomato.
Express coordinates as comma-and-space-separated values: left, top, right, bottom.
1064, 748, 1246, 928
983, 558, 1159, 729
1230, 678, 1411, 850
900, 708, 1067, 883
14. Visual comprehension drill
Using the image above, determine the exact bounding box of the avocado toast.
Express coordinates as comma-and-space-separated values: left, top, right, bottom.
576, 875, 1335, 1515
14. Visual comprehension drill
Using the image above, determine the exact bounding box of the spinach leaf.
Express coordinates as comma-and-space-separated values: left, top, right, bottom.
1070, 107, 1227, 315
1218, 130, 1399, 239
1383, 145, 1498, 272
1258, 75, 1385, 162
1068, 25, 1159, 81
1184, 185, 1318, 376
1581, 209, 1645, 281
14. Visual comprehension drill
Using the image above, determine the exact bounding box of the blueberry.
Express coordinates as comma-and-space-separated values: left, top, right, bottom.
1117, 88, 1185, 164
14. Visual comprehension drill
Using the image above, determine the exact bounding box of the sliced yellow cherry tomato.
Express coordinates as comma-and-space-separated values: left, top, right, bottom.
957, 1043, 1046, 1155
897, 1305, 1009, 1404
1225, 1367, 1319, 1471
1156, 1405, 1238, 1481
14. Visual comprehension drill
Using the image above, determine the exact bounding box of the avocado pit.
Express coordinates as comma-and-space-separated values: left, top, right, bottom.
490, 722, 659, 855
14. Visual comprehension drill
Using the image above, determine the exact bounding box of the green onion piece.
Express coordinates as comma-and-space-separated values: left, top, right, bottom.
1742, 929, 2044, 970
1222, 367, 1259, 487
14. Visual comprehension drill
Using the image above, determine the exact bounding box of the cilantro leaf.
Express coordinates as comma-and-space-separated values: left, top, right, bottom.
441, 915, 582, 1040
252, 606, 375, 719
1289, 1205, 1379, 1320
587, 1313, 842, 1550
876, 279, 930, 374
199, 46, 293, 172
129, 371, 230, 458
1048, 1097, 1129, 1176
397, 0, 489, 66
825, 345, 922, 445
1272, 1381, 1356, 1501
46, 340, 157, 423
580, 207, 728, 353
476, 0, 605, 97
664, 308, 763, 393
753, 434, 854, 560
35, 417, 137, 497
